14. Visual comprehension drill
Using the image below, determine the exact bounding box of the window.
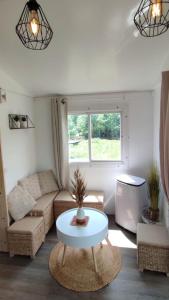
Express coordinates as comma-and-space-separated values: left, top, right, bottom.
68, 112, 122, 163
68, 114, 89, 162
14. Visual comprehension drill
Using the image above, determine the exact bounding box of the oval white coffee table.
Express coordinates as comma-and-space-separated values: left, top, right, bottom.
56, 208, 109, 272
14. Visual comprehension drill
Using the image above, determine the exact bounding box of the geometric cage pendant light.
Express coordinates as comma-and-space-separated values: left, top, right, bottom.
134, 0, 169, 37
16, 0, 53, 50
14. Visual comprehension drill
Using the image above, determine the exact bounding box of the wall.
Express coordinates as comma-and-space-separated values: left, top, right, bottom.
35, 97, 55, 173
0, 68, 30, 96
0, 70, 37, 194
153, 85, 169, 227
35, 91, 154, 214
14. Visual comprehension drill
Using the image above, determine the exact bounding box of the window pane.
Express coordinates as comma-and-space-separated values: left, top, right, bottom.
68, 114, 89, 162
91, 113, 121, 161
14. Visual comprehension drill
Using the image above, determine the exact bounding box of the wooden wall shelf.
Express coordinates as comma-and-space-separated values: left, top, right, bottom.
8, 114, 35, 130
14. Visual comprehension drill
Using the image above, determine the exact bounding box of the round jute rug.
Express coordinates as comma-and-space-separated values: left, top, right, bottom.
49, 242, 121, 292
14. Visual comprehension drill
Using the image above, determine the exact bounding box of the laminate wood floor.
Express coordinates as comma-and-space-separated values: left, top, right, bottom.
0, 216, 168, 300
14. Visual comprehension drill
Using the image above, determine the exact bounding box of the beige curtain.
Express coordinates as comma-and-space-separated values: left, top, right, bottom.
51, 97, 69, 190
160, 71, 169, 203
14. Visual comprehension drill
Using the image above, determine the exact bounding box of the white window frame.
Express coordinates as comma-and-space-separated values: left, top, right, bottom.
68, 104, 128, 167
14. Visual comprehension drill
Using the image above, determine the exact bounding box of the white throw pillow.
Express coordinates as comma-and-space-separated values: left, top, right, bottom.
19, 174, 42, 200
8, 186, 36, 221
38, 170, 58, 195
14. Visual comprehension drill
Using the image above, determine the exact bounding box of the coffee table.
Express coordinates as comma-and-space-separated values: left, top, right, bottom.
56, 207, 109, 272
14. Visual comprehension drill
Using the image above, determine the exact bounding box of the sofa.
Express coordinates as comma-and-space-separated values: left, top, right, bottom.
7, 170, 104, 258
7, 170, 59, 257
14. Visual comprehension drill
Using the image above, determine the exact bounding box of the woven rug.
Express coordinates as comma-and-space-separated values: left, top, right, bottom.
49, 242, 121, 292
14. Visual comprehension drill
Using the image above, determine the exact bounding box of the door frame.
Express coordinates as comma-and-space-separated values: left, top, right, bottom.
0, 132, 9, 252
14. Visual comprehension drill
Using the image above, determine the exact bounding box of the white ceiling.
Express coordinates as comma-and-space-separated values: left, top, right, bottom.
0, 0, 169, 96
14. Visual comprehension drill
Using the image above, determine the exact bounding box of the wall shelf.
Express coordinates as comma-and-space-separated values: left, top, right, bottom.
8, 114, 35, 130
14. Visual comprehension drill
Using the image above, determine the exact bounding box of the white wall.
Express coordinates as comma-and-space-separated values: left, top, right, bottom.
35, 91, 154, 214
0, 68, 31, 97
0, 70, 37, 194
153, 85, 169, 227
35, 97, 55, 173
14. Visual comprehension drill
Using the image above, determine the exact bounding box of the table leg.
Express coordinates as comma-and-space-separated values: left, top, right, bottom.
91, 247, 98, 273
106, 236, 112, 249
61, 244, 67, 266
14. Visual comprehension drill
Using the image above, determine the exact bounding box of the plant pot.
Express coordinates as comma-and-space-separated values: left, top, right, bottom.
148, 207, 159, 222
76, 207, 85, 224
20, 121, 27, 129
14, 120, 20, 128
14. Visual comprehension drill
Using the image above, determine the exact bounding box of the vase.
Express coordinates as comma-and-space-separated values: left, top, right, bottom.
76, 207, 85, 224
20, 121, 27, 129
14, 120, 20, 129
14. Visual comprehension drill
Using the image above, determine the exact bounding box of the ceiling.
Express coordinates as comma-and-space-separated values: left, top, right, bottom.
0, 0, 169, 97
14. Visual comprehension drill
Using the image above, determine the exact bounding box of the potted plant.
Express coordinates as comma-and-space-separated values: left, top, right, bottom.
71, 169, 87, 224
13, 115, 20, 128
20, 116, 27, 128
148, 164, 160, 222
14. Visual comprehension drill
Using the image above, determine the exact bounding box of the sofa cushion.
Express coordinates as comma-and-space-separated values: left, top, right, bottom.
19, 174, 42, 200
7, 186, 36, 221
29, 192, 57, 216
8, 216, 44, 234
38, 170, 58, 195
137, 223, 169, 248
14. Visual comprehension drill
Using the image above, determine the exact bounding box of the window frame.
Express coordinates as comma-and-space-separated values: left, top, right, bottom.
68, 106, 128, 166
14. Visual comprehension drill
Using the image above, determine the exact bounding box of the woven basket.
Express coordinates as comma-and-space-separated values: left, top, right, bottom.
138, 243, 169, 274
8, 218, 45, 257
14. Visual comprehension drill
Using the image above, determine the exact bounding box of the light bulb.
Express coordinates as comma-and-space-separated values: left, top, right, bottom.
29, 10, 39, 36
31, 18, 39, 35
151, 1, 162, 18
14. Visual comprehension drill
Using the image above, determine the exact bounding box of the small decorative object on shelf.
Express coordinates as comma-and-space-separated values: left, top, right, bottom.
71, 169, 87, 224
147, 164, 160, 222
13, 115, 20, 129
9, 114, 35, 130
20, 116, 28, 128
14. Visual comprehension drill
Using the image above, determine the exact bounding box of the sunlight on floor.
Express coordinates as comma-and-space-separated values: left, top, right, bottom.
106, 229, 137, 249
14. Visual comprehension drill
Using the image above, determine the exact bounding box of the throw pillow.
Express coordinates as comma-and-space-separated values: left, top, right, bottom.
18, 173, 42, 200
8, 185, 36, 221
38, 170, 58, 195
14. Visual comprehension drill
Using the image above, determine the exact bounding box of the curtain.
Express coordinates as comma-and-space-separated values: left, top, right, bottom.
51, 97, 69, 190
160, 71, 169, 203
